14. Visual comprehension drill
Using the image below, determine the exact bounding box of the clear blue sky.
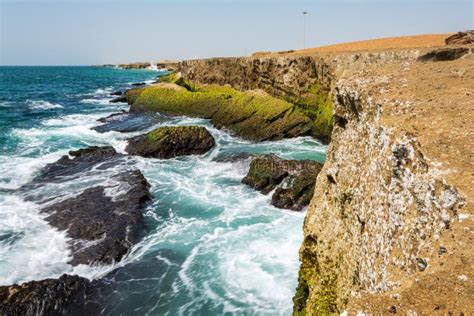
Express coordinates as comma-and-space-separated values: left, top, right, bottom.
0, 0, 472, 65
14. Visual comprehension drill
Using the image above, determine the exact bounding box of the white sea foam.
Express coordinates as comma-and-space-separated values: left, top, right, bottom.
0, 195, 72, 286
0, 101, 14, 108
93, 87, 113, 96
80, 98, 114, 106
26, 100, 63, 110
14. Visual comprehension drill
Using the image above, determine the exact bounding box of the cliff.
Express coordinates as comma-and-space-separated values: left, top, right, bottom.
178, 45, 474, 314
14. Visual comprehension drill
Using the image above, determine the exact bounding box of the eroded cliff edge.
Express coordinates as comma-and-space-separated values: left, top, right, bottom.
179, 47, 474, 314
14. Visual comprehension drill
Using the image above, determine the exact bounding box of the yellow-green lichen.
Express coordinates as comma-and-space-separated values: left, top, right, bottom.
131, 84, 313, 141
293, 235, 340, 315
290, 84, 334, 143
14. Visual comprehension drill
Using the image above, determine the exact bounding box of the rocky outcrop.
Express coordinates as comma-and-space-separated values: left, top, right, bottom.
293, 50, 472, 314
126, 126, 215, 159
25, 146, 152, 266
41, 170, 151, 265
0, 274, 100, 315
118, 62, 151, 69
418, 47, 471, 62
242, 155, 323, 211
129, 83, 322, 142
445, 30, 474, 45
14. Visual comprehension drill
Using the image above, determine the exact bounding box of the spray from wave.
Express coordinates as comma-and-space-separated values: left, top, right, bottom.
26, 100, 63, 110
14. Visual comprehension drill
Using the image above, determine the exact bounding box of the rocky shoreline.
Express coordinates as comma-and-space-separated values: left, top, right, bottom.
2, 31, 473, 315
1, 66, 325, 313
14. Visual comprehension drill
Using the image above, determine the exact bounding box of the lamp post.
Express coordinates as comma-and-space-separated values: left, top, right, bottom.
302, 11, 308, 49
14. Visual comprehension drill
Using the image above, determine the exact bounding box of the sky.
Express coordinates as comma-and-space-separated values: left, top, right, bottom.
0, 0, 472, 65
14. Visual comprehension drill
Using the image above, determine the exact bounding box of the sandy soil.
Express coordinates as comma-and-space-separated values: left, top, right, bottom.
253, 33, 452, 57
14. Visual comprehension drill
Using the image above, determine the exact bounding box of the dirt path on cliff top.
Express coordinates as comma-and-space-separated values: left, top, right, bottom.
340, 50, 474, 314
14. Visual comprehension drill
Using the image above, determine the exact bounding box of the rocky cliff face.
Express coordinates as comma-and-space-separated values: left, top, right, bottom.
180, 48, 474, 314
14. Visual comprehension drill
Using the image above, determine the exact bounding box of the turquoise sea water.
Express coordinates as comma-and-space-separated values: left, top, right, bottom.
0, 66, 326, 315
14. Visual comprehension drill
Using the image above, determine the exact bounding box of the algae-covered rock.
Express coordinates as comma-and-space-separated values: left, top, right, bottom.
242, 154, 323, 211
130, 83, 314, 141
125, 87, 147, 105
126, 125, 215, 159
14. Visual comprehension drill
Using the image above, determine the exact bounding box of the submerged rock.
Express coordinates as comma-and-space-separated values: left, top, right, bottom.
126, 125, 215, 159
242, 154, 323, 211
41, 170, 151, 265
93, 112, 167, 133
0, 274, 100, 315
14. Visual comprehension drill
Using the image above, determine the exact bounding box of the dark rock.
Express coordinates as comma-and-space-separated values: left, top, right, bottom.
41, 170, 151, 266
445, 30, 474, 45
242, 154, 323, 211
388, 305, 397, 314
110, 90, 123, 96
110, 95, 128, 103
97, 111, 127, 123
0, 274, 101, 316
212, 152, 253, 163
131, 82, 146, 86
438, 246, 447, 255
126, 126, 215, 159
417, 47, 470, 62
39, 146, 122, 181
416, 257, 428, 271
93, 112, 168, 133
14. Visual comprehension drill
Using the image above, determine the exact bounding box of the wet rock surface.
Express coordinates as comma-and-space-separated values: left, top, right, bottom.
93, 112, 167, 133
126, 125, 215, 159
242, 154, 323, 211
0, 274, 101, 316
110, 95, 128, 103
41, 170, 151, 266
38, 146, 123, 181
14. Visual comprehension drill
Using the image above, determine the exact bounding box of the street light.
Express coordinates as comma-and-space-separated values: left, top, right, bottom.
302, 11, 308, 49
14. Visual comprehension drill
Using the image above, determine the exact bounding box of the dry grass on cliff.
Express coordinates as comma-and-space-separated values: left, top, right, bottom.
253, 33, 451, 57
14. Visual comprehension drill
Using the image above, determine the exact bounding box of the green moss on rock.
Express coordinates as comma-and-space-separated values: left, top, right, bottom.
125, 125, 215, 159
125, 87, 146, 105
293, 235, 340, 315
130, 84, 316, 141
290, 84, 334, 143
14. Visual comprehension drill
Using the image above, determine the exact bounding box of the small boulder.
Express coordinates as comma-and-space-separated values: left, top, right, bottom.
445, 30, 474, 45
242, 154, 323, 211
126, 126, 215, 159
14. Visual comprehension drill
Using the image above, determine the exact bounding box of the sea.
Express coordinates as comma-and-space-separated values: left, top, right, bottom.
0, 66, 326, 315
